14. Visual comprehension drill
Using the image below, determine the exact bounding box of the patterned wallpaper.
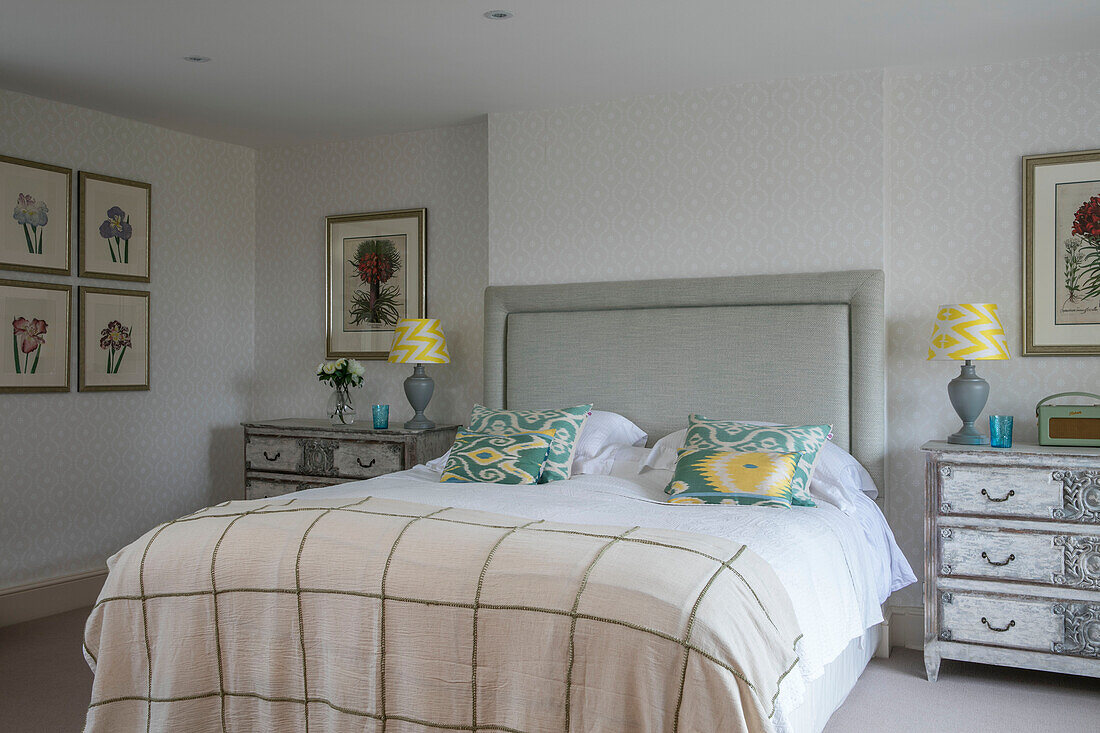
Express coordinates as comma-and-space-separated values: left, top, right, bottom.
251, 121, 488, 428
487, 52, 1100, 608
488, 70, 886, 284
0, 89, 256, 588
885, 52, 1100, 605
6, 51, 1098, 611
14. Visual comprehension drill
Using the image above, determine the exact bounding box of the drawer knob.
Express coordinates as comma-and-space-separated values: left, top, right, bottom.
981, 617, 1015, 633
980, 488, 1015, 503
357, 457, 377, 469
981, 551, 1015, 567
263, 451, 281, 462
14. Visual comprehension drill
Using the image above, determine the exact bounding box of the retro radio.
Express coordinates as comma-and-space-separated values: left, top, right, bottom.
1036, 392, 1100, 447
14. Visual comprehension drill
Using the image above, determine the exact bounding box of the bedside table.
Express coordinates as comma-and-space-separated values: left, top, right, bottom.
242, 419, 459, 500
921, 440, 1100, 682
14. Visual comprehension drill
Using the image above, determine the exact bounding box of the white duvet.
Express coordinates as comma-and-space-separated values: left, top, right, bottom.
301, 464, 915, 730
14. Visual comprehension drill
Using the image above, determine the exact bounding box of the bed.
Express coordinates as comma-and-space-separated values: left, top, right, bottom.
83, 269, 913, 732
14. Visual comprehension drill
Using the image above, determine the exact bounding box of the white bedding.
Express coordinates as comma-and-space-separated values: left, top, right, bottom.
301, 465, 915, 730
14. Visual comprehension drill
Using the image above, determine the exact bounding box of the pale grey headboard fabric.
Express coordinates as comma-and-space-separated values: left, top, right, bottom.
483, 270, 886, 495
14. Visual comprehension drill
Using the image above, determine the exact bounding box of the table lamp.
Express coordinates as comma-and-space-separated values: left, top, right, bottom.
927, 303, 1010, 444
388, 318, 450, 429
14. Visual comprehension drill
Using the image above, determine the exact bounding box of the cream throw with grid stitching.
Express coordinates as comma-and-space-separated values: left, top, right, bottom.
83, 495, 803, 733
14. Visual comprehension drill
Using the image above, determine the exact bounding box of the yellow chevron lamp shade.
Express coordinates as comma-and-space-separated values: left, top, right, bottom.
927, 304, 1009, 361
928, 303, 1009, 445
388, 319, 450, 364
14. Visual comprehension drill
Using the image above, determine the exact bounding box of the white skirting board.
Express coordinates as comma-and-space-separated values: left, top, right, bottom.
0, 568, 107, 627
885, 604, 924, 650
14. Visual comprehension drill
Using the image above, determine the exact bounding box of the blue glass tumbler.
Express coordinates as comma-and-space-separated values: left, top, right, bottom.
372, 404, 389, 430
989, 415, 1013, 448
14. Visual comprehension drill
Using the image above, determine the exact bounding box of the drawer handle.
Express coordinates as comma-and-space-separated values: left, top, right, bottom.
981, 551, 1015, 567
263, 451, 281, 462
980, 617, 1015, 633
357, 457, 376, 469
980, 488, 1014, 502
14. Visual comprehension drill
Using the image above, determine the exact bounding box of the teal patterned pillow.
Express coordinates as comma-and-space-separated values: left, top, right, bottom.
440, 429, 555, 484
681, 415, 832, 507
468, 404, 592, 483
665, 449, 800, 507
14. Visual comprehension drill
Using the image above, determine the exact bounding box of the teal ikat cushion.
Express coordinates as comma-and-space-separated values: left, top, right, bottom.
467, 404, 592, 483
665, 449, 800, 507
680, 415, 832, 507
440, 428, 556, 484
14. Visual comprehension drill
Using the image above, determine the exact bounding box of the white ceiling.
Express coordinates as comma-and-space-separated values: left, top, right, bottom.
1, 1, 1097, 148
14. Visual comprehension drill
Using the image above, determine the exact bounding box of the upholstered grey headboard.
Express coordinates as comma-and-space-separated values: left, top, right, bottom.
483, 270, 886, 496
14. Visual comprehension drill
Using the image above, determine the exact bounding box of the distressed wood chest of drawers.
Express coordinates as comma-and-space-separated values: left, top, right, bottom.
242, 419, 459, 500
922, 441, 1100, 681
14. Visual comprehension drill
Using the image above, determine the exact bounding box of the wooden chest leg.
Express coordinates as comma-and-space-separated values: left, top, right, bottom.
924, 648, 941, 682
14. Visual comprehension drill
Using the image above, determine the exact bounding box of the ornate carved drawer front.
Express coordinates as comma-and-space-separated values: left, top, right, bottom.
245, 436, 302, 474
245, 476, 339, 500
939, 528, 1063, 585
939, 591, 1100, 659
938, 591, 1062, 653
940, 528, 1100, 589
334, 441, 404, 479
939, 464, 1100, 522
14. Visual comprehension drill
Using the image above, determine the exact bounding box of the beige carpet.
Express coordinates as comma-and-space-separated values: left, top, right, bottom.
1, 607, 93, 733
823, 647, 1100, 733
2, 608, 1098, 732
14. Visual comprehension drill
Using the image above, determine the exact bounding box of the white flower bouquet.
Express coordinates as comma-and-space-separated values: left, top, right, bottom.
316, 358, 366, 389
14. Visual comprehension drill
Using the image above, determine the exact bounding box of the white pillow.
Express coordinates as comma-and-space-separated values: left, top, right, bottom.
425, 450, 450, 472
609, 445, 673, 492
641, 428, 687, 472
570, 411, 647, 475
643, 425, 879, 506
576, 410, 647, 458
425, 410, 647, 476
814, 442, 879, 500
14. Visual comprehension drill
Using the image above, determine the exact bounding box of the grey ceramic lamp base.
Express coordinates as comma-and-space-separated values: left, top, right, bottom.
403, 364, 436, 430
947, 359, 989, 445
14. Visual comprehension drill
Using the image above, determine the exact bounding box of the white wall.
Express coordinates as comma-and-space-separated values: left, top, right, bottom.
6, 50, 1099, 612
489, 71, 884, 283
884, 53, 1100, 604
488, 51, 1100, 607
252, 122, 488, 426
0, 88, 256, 588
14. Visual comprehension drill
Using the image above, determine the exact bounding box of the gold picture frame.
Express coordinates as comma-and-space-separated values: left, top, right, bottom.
0, 154, 72, 276
78, 171, 151, 282
0, 278, 71, 393
78, 285, 150, 391
1023, 148, 1100, 355
325, 208, 427, 359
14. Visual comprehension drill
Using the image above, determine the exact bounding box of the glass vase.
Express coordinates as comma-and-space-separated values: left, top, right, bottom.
328, 384, 357, 425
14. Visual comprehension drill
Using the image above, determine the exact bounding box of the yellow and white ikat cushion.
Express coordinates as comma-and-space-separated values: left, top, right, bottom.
665, 449, 800, 507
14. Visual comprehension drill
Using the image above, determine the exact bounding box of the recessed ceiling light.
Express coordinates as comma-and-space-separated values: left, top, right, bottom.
183, 55, 211, 63
483, 10, 513, 20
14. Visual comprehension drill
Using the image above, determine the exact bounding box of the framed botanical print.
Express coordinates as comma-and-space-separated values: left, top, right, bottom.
1023, 149, 1100, 355
78, 172, 151, 282
0, 154, 72, 275
325, 208, 426, 359
0, 278, 71, 392
79, 286, 150, 391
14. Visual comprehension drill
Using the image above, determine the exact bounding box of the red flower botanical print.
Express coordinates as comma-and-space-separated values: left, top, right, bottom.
348, 238, 402, 326
11, 316, 47, 374
13, 317, 47, 353
1072, 195, 1100, 240
1064, 194, 1100, 303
